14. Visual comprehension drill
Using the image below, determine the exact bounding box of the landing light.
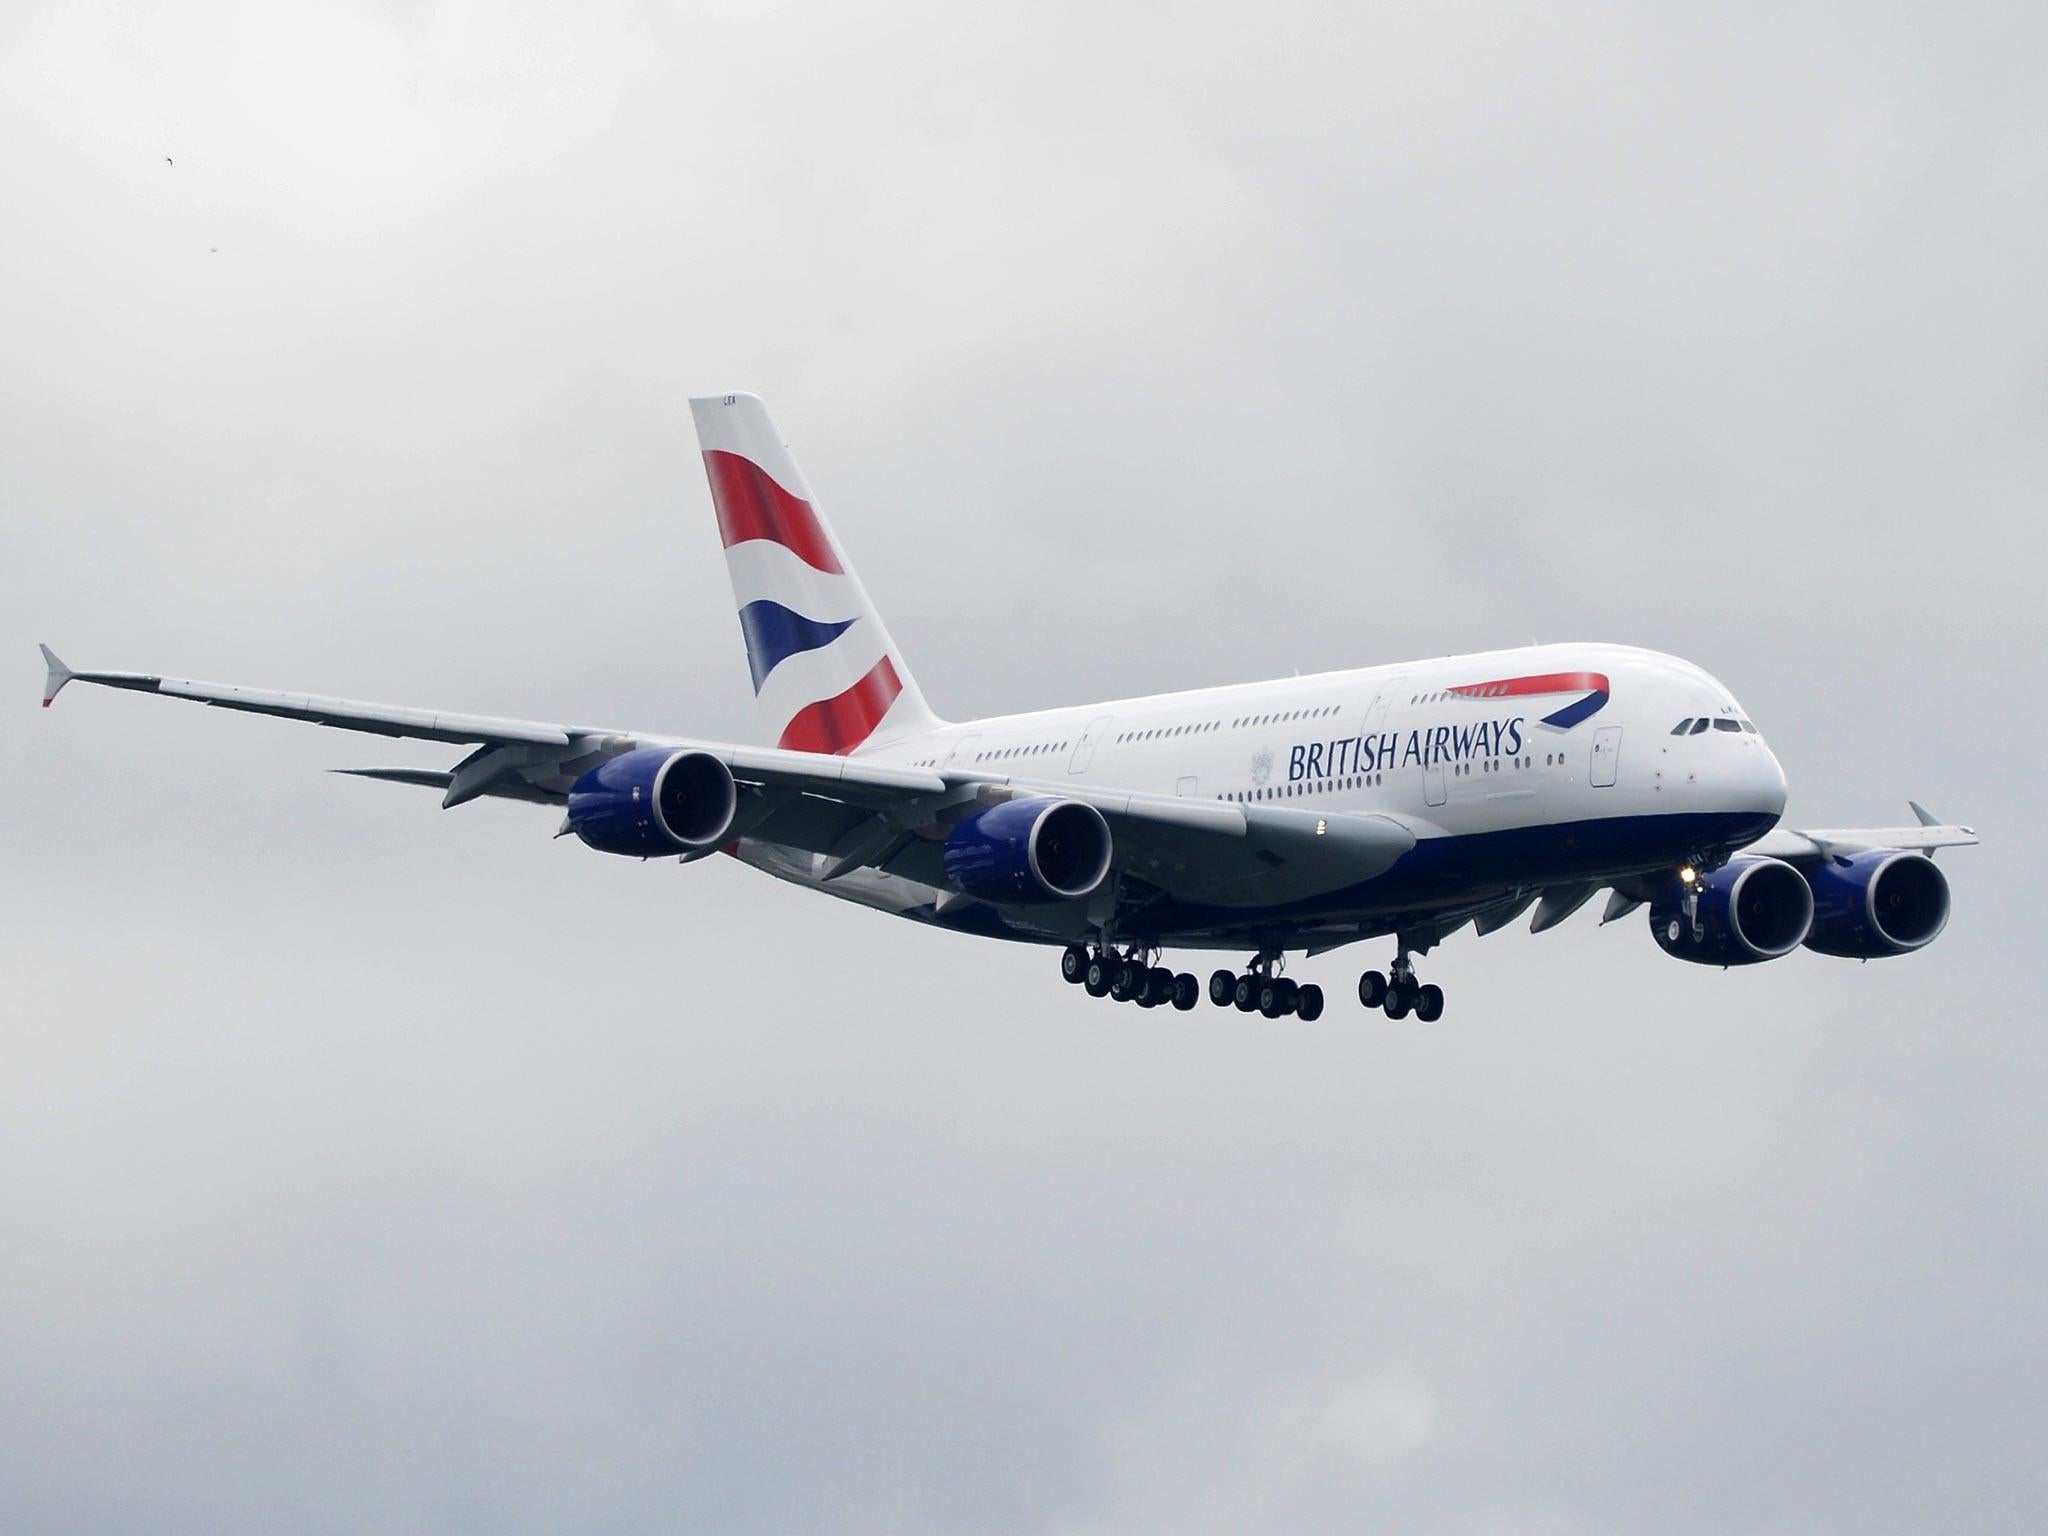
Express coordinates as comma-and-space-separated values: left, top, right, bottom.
1679, 865, 1698, 885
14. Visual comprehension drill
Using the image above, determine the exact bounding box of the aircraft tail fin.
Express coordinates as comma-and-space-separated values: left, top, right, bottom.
687, 393, 941, 754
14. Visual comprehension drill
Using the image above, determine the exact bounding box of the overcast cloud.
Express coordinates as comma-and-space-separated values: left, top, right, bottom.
2, 2, 2043, 1531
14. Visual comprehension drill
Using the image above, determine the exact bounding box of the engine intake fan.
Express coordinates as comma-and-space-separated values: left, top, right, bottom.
1804, 849, 1950, 958
566, 748, 737, 858
1649, 855, 1813, 966
943, 797, 1113, 904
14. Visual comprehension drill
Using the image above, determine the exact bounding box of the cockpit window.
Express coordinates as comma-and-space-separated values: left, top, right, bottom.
1739, 720, 1757, 733
1689, 718, 1711, 735
1712, 717, 1741, 732
1671, 719, 1693, 735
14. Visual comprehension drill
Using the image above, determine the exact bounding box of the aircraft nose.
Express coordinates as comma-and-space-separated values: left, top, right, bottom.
1753, 742, 1789, 819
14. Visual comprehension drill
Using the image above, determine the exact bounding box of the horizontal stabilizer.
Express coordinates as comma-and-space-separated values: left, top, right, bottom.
330, 767, 565, 807
332, 767, 454, 790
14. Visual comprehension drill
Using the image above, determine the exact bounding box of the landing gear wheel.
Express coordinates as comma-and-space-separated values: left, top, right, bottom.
1384, 983, 1413, 1020
1173, 973, 1200, 1011
1061, 944, 1088, 984
1110, 962, 1140, 1003
1232, 975, 1260, 1012
1209, 969, 1237, 1007
1358, 971, 1388, 1009
1414, 983, 1444, 1023
1150, 967, 1175, 1005
1295, 983, 1324, 1021
1258, 978, 1294, 1019
1084, 958, 1112, 996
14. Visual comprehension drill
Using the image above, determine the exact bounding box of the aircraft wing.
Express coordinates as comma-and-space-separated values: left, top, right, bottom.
39, 646, 1414, 903
40, 644, 954, 808
41, 644, 608, 747
1739, 802, 1979, 868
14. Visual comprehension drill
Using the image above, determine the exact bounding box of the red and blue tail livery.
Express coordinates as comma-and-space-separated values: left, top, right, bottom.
37, 391, 1978, 1022
690, 394, 936, 756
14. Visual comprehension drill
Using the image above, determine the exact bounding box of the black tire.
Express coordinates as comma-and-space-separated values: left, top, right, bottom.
1208, 969, 1237, 1007
1414, 983, 1444, 1023
1110, 962, 1138, 1002
1296, 983, 1324, 1021
1061, 944, 1089, 984
1233, 975, 1259, 1011
1173, 973, 1200, 1011
1358, 970, 1387, 1008
1276, 978, 1299, 1011
1150, 967, 1175, 1004
1258, 979, 1290, 1018
1384, 985, 1412, 1020
1085, 959, 1112, 996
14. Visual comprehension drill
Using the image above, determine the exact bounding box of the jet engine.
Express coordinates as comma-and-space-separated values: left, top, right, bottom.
942, 797, 1113, 904
1802, 849, 1950, 958
566, 748, 737, 858
1648, 855, 1813, 966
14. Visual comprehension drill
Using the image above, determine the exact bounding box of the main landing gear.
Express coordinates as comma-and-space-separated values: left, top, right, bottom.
1062, 943, 1199, 1011
1065, 941, 1442, 1021
1357, 949, 1444, 1022
1207, 951, 1324, 1021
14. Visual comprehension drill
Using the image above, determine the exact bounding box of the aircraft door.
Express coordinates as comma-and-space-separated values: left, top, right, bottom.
1424, 758, 1447, 807
1068, 716, 1113, 775
943, 733, 982, 769
1362, 676, 1407, 737
1590, 726, 1622, 788
1176, 775, 1199, 797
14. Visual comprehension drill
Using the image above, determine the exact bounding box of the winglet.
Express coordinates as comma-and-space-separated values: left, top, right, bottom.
39, 644, 74, 708
1909, 800, 1939, 828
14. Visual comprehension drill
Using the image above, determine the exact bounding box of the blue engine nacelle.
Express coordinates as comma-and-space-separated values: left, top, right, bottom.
1803, 849, 1950, 958
942, 797, 1113, 904
566, 748, 738, 859
1648, 854, 1813, 966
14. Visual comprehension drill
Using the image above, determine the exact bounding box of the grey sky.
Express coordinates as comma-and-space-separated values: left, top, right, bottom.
3, 2, 2042, 1531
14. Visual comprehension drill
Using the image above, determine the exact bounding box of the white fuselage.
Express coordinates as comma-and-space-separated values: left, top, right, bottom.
737, 642, 1790, 948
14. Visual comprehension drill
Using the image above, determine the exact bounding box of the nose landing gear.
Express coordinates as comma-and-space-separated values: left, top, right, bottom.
1675, 852, 1720, 942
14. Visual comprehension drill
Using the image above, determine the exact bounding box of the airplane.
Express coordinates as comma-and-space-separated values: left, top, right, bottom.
38, 392, 1978, 1021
